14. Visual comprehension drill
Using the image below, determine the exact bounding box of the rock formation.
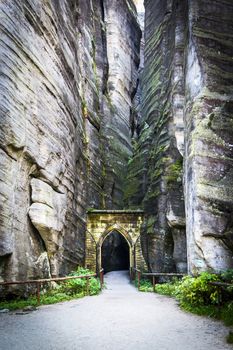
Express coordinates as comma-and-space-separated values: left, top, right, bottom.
126, 0, 233, 274
0, 0, 141, 287
0, 0, 233, 290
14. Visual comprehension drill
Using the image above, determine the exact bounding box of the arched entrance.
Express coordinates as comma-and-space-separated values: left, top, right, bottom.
85, 210, 147, 273
101, 230, 130, 273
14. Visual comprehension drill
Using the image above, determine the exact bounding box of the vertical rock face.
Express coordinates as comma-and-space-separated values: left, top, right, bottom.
185, 0, 233, 273
1, 0, 232, 286
126, 0, 233, 274
0, 0, 141, 286
126, 0, 187, 273
102, 0, 141, 208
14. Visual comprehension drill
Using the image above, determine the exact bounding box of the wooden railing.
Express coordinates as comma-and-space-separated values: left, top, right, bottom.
131, 268, 185, 291
209, 281, 233, 307
0, 271, 104, 305
99, 268, 104, 289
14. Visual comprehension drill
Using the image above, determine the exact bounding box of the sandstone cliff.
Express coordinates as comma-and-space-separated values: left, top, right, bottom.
1, 0, 233, 289
0, 0, 141, 286
126, 0, 233, 274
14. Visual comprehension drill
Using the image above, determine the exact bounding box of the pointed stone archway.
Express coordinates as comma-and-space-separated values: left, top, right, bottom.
85, 210, 146, 273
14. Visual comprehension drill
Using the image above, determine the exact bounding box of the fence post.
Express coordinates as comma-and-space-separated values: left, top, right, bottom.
100, 270, 104, 290
86, 277, 90, 295
153, 276, 156, 292
36, 282, 40, 305
217, 285, 221, 314
138, 271, 141, 291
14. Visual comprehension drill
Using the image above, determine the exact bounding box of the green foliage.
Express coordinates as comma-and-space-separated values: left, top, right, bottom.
180, 303, 219, 319
221, 269, 233, 283
165, 158, 183, 185
60, 267, 101, 297
221, 301, 233, 326
154, 278, 181, 296
0, 268, 101, 311
0, 297, 38, 311
227, 331, 233, 344
139, 279, 153, 292
174, 273, 219, 306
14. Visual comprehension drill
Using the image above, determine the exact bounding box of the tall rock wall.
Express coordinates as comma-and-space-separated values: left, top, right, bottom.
185, 0, 233, 273
125, 0, 187, 273
0, 0, 141, 287
126, 0, 233, 274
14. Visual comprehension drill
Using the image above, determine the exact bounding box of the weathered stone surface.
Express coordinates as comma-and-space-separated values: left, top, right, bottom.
125, 0, 187, 273
0, 150, 17, 257
1, 0, 232, 286
102, 0, 141, 208
28, 179, 67, 275
184, 0, 233, 273
126, 0, 233, 274
0, 0, 141, 287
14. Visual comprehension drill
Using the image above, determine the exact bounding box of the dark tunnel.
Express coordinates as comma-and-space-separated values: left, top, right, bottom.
101, 231, 130, 273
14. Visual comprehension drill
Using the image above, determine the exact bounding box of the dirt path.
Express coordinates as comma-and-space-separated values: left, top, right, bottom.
0, 271, 232, 350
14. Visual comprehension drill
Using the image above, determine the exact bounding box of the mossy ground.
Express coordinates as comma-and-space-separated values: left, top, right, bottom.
0, 292, 85, 311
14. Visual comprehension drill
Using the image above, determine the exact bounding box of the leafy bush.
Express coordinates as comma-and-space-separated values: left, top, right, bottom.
155, 278, 181, 296
89, 277, 101, 295
221, 269, 233, 283
221, 301, 233, 326
139, 279, 153, 292
174, 272, 220, 306
61, 267, 101, 296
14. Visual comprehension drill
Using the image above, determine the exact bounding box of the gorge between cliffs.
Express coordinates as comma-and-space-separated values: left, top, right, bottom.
0, 0, 233, 292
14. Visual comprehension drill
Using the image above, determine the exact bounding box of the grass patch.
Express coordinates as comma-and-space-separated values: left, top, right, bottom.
180, 303, 220, 319
221, 301, 233, 326
0, 298, 38, 311
154, 280, 179, 296
227, 331, 233, 344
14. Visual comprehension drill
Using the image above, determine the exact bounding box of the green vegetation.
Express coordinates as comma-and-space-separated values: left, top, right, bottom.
227, 331, 233, 344
135, 278, 153, 292
154, 278, 180, 296
174, 273, 219, 306
0, 268, 101, 311
165, 158, 183, 185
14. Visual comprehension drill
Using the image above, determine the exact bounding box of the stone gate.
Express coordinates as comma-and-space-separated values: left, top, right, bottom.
85, 210, 146, 273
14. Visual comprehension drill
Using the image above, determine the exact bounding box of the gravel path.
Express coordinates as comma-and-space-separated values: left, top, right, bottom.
0, 271, 232, 350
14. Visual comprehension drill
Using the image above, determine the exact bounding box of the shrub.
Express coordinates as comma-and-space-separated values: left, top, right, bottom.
61, 267, 101, 296
155, 278, 181, 296
221, 301, 233, 326
139, 279, 153, 292
174, 272, 220, 306
221, 269, 233, 283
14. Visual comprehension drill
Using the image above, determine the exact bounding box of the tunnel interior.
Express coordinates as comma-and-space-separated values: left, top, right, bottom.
101, 231, 130, 273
